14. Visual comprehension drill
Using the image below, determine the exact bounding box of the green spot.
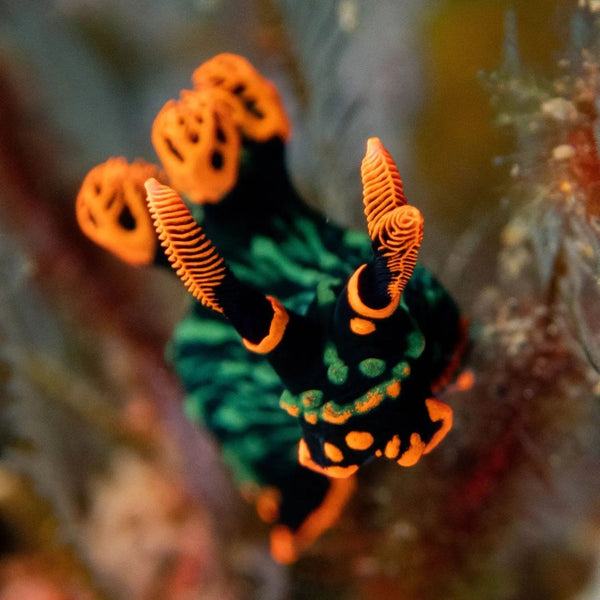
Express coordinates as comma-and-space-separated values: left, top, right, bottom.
327, 362, 348, 385
405, 331, 425, 359
426, 287, 442, 305
343, 229, 370, 248
224, 434, 268, 468
295, 218, 340, 270
323, 343, 340, 366
300, 389, 324, 408
316, 279, 337, 306
175, 318, 236, 345
252, 362, 280, 386
392, 361, 411, 379
214, 405, 248, 432
359, 358, 386, 378
251, 236, 323, 288
280, 389, 298, 407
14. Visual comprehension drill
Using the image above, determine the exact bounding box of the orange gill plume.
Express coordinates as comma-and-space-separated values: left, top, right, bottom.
361, 137, 424, 299
192, 53, 291, 142
144, 178, 227, 313
151, 88, 241, 204
75, 158, 162, 266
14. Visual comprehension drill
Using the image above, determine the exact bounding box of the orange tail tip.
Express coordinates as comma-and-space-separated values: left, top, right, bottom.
144, 178, 227, 313
361, 137, 407, 240
423, 399, 453, 455
75, 158, 161, 266
151, 88, 241, 204
192, 53, 291, 142
269, 476, 356, 564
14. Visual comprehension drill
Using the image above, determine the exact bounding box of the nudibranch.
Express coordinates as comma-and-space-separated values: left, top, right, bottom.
75, 53, 465, 563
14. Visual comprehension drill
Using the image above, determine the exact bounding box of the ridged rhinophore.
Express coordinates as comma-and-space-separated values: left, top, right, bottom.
145, 178, 227, 313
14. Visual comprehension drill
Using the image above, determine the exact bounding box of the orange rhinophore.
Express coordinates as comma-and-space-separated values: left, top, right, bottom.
192, 53, 291, 142
75, 158, 161, 265
145, 178, 227, 312
361, 137, 424, 299
151, 88, 241, 204
373, 205, 424, 299
360, 137, 408, 239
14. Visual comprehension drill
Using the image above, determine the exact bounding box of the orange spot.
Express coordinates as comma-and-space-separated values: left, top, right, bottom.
375, 449, 383, 457
386, 380, 401, 398
397, 432, 425, 466
347, 265, 399, 319
270, 476, 356, 564
298, 440, 358, 478
304, 412, 318, 424
256, 487, 281, 524
423, 398, 453, 454
345, 431, 374, 450
355, 389, 384, 414
192, 53, 291, 142
242, 296, 290, 354
301, 390, 322, 408
76, 158, 161, 265
324, 442, 344, 463
384, 435, 400, 459
321, 404, 352, 424
270, 525, 298, 565
151, 87, 241, 204
455, 369, 475, 391
280, 402, 299, 417
350, 317, 376, 335
145, 179, 227, 313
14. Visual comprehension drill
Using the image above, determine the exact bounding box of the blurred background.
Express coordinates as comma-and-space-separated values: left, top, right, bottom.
2, 1, 600, 599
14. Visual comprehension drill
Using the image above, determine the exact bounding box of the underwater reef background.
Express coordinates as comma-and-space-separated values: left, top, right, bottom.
1, 0, 600, 599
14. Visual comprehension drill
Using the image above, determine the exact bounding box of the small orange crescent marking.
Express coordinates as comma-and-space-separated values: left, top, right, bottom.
386, 380, 401, 398
347, 265, 400, 319
242, 296, 289, 354
350, 317, 376, 335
